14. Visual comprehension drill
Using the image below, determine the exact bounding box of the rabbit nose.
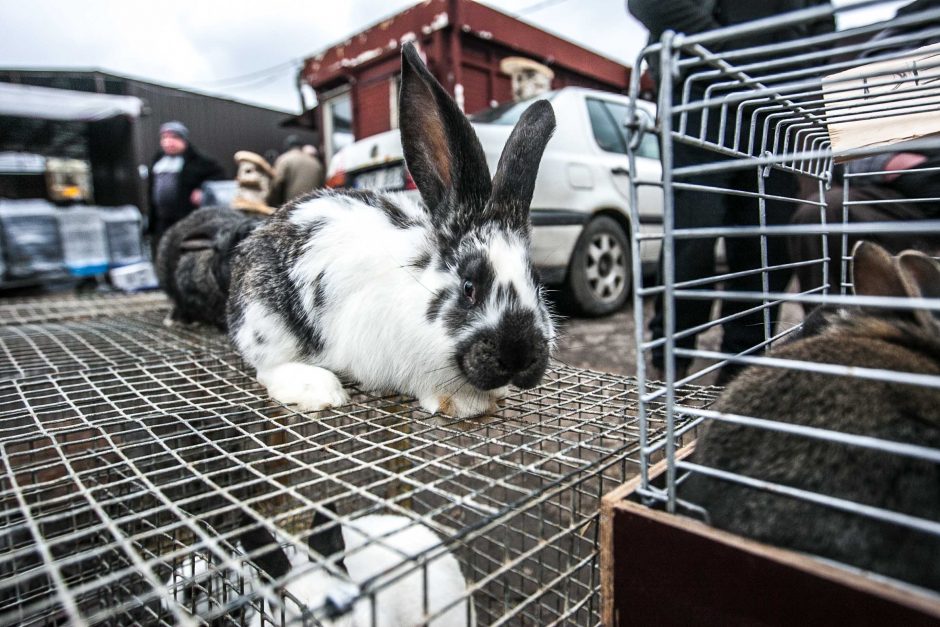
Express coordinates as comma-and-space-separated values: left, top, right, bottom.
495, 312, 545, 368
498, 354, 539, 371
497, 338, 539, 372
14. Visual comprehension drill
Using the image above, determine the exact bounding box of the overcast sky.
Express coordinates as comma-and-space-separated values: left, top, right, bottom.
0, 0, 903, 113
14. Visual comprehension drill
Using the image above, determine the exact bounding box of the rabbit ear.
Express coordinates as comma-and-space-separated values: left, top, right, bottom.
898, 249, 940, 327
851, 241, 908, 299
237, 518, 291, 581
308, 504, 348, 574
399, 42, 491, 225
485, 100, 555, 232
214, 218, 257, 254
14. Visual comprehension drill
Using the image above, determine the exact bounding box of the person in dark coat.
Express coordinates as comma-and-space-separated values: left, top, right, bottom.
148, 120, 224, 244
627, 0, 835, 384
789, 0, 940, 307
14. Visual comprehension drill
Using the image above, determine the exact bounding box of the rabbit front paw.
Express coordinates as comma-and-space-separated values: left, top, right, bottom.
257, 363, 350, 411
420, 386, 507, 418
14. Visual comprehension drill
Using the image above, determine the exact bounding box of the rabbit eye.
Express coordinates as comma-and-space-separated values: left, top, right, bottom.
463, 280, 476, 304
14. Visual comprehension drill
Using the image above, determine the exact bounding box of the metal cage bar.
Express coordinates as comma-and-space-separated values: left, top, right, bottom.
627, 0, 940, 595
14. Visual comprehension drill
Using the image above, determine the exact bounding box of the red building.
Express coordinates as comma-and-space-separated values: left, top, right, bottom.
294, 0, 633, 162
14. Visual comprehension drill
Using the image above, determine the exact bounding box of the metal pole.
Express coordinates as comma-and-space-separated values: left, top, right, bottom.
659, 30, 678, 514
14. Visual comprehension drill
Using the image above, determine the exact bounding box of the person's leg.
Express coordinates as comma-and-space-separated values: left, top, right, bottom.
718, 167, 798, 383
790, 196, 830, 303
649, 143, 727, 376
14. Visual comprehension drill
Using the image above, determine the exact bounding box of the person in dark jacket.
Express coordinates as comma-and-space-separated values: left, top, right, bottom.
627, 0, 835, 384
148, 120, 224, 244
789, 0, 940, 307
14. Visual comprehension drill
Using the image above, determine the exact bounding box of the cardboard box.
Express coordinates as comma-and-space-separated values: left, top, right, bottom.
823, 43, 940, 160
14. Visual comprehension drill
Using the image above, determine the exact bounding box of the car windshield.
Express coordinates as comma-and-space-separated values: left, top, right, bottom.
469, 91, 558, 125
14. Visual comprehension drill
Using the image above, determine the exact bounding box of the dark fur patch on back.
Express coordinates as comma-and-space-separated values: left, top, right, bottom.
302, 217, 328, 239
312, 271, 327, 309
277, 264, 324, 355
344, 190, 416, 229
227, 214, 326, 358
301, 326, 323, 355
288, 291, 324, 356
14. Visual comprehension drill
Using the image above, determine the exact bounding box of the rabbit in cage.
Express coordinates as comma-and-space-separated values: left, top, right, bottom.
163, 549, 253, 624
688, 241, 940, 591
162, 551, 255, 625
227, 42, 557, 418
162, 517, 290, 625
236, 506, 475, 626
156, 206, 262, 329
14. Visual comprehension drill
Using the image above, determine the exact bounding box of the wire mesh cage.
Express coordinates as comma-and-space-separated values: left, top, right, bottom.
0, 292, 170, 326
626, 0, 940, 599
0, 290, 721, 625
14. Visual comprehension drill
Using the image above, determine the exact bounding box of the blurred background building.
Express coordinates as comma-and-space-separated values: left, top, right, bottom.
289, 0, 640, 162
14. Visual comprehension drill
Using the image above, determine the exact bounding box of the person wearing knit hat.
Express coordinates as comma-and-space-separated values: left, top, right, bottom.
158, 120, 190, 141
148, 120, 223, 246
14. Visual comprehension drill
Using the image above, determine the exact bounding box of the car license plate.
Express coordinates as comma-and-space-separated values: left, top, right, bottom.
353, 165, 405, 190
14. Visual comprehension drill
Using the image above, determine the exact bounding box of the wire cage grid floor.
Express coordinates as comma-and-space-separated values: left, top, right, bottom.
0, 292, 720, 626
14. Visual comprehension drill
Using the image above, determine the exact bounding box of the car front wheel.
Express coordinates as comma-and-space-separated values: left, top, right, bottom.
564, 215, 631, 316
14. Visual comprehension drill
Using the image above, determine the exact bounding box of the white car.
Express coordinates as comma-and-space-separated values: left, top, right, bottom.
325, 87, 662, 316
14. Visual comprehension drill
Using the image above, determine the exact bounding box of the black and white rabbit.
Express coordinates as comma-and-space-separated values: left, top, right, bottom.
156, 206, 261, 329
227, 43, 556, 417
687, 241, 940, 591
237, 507, 475, 627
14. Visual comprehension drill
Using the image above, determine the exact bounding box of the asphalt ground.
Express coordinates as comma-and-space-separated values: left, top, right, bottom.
553, 286, 804, 383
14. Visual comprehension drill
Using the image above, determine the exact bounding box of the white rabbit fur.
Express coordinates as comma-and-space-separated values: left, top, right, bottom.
274, 514, 475, 627
227, 42, 556, 418
165, 512, 474, 626
163, 549, 258, 623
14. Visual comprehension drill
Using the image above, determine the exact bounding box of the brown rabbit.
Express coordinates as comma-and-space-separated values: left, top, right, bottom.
686, 241, 940, 592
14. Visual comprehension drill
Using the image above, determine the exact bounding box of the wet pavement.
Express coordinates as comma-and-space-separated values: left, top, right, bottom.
554, 305, 641, 377
553, 293, 803, 381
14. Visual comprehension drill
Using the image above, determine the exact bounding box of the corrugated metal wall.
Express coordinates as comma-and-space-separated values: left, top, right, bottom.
122, 80, 315, 178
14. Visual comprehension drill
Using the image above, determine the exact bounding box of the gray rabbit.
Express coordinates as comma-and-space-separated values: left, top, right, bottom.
156, 207, 261, 329
687, 241, 940, 591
